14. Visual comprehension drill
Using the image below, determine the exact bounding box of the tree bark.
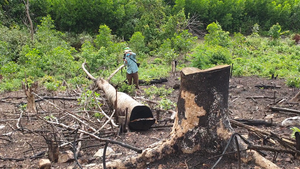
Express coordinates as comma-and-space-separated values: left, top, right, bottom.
95, 78, 155, 131
22, 81, 38, 113
174, 65, 234, 153
23, 0, 34, 41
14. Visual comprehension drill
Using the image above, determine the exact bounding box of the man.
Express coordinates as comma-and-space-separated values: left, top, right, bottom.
123, 47, 139, 89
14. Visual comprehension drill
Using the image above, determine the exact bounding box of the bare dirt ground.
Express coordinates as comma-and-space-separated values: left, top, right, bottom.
1, 73, 300, 169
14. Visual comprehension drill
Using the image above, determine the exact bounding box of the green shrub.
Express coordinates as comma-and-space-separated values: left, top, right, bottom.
0, 78, 22, 92
204, 22, 230, 47
191, 45, 232, 69
286, 77, 300, 88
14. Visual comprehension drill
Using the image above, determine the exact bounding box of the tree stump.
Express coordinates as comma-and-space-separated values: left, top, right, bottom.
22, 81, 38, 113
175, 65, 233, 153
105, 65, 235, 168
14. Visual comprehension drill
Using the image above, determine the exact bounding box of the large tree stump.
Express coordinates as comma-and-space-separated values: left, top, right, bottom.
104, 65, 234, 168
175, 65, 233, 153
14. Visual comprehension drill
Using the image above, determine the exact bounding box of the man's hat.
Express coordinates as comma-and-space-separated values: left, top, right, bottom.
124, 47, 132, 53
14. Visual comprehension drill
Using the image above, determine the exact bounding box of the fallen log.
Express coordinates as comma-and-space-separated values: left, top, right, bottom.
82, 63, 155, 131
138, 78, 168, 85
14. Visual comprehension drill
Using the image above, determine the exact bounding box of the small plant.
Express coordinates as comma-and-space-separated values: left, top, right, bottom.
93, 112, 104, 119
44, 114, 56, 121
156, 97, 176, 110
286, 77, 300, 88
290, 127, 300, 138
252, 23, 260, 35
78, 89, 101, 110
144, 85, 174, 98
44, 81, 60, 91
117, 82, 135, 95
18, 104, 27, 111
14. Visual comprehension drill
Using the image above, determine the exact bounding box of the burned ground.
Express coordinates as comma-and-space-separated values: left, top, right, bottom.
0, 74, 300, 169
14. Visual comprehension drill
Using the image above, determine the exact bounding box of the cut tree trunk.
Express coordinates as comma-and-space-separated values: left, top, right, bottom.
103, 65, 279, 169
22, 81, 38, 113
95, 78, 155, 131
82, 63, 155, 131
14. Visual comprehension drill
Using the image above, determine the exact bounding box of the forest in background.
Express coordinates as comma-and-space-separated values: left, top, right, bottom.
1, 0, 300, 93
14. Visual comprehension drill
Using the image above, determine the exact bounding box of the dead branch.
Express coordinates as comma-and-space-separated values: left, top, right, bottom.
230, 119, 297, 151
41, 117, 142, 153
248, 144, 296, 154
32, 92, 118, 128
16, 109, 24, 130
107, 64, 125, 82
22, 0, 34, 41
255, 84, 281, 89
270, 106, 300, 115
82, 61, 96, 80
246, 96, 275, 99
290, 91, 300, 102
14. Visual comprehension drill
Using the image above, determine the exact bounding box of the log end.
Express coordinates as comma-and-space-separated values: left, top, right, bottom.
129, 106, 155, 131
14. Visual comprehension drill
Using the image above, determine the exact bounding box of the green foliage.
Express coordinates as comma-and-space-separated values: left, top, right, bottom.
3, 1, 300, 93
18, 104, 27, 111
156, 97, 176, 110
78, 89, 101, 111
139, 63, 171, 82
143, 85, 173, 99
94, 25, 113, 49
286, 77, 300, 88
157, 38, 178, 64
0, 78, 22, 92
128, 31, 148, 54
268, 23, 282, 40
252, 23, 260, 35
172, 30, 197, 57
44, 114, 56, 121
117, 82, 135, 95
0, 25, 30, 63
191, 45, 232, 69
290, 127, 300, 139
204, 22, 230, 47
93, 112, 104, 119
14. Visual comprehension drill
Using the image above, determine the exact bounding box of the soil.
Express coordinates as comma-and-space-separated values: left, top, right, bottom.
1, 72, 300, 169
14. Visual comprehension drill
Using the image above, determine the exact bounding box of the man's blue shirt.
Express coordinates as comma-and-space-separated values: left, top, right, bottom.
124, 53, 138, 74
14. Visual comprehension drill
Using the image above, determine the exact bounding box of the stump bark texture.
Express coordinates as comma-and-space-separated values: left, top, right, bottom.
105, 65, 235, 168
174, 65, 233, 153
